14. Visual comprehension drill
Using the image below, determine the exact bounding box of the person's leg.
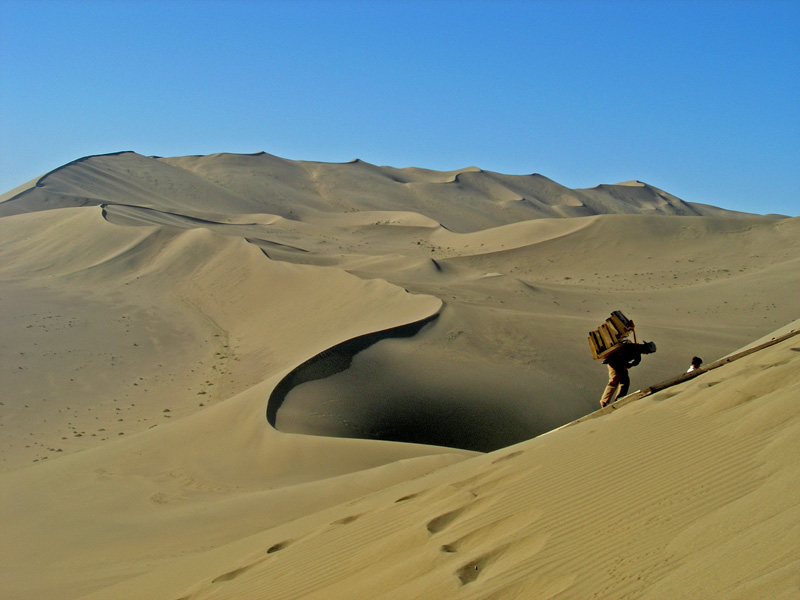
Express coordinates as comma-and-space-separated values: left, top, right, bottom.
600, 364, 621, 407
617, 368, 631, 398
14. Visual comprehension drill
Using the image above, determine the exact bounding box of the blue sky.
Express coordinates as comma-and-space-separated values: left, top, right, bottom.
1, 0, 798, 215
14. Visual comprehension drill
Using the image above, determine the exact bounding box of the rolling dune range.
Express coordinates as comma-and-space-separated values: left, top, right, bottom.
1, 151, 798, 599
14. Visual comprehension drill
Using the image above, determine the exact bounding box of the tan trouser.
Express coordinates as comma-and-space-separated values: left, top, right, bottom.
600, 364, 630, 406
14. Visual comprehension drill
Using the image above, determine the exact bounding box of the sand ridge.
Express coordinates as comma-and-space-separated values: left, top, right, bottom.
1, 151, 765, 226
69, 324, 800, 600
1, 151, 798, 599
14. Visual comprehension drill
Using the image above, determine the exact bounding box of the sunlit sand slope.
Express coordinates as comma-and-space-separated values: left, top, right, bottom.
1, 151, 756, 228
2, 154, 797, 456
0, 206, 442, 467
0, 206, 467, 600
73, 322, 800, 600
1, 152, 797, 599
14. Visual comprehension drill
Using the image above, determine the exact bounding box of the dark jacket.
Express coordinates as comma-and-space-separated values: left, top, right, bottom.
603, 343, 646, 370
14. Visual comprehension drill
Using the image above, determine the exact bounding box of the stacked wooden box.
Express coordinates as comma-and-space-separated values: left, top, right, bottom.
588, 311, 635, 360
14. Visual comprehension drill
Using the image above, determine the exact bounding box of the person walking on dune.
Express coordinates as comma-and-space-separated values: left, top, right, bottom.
600, 341, 656, 407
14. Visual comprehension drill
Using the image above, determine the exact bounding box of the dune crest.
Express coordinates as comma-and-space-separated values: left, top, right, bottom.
1, 151, 797, 599
1, 151, 768, 227
66, 322, 800, 600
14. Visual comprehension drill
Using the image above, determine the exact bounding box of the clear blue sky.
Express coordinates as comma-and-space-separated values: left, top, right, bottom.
1, 0, 798, 215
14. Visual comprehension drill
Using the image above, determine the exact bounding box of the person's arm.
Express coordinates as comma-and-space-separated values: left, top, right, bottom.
627, 349, 642, 368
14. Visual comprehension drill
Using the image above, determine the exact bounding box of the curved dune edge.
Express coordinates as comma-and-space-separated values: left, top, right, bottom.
0, 151, 136, 205
2, 152, 797, 600
267, 312, 440, 427
69, 321, 800, 600
2, 150, 770, 226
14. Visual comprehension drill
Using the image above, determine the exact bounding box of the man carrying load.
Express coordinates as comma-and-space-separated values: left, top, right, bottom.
588, 311, 656, 407
600, 340, 657, 407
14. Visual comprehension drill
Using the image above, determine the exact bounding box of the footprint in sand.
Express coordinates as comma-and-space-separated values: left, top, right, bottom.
438, 512, 529, 556
267, 540, 291, 554
211, 564, 254, 584
491, 450, 523, 465
395, 492, 419, 503
332, 514, 360, 525
456, 554, 492, 585
427, 506, 468, 534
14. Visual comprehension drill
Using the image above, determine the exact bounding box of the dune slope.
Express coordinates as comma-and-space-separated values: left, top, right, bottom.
1, 151, 798, 599
0, 206, 468, 600
1, 151, 757, 228
69, 322, 800, 600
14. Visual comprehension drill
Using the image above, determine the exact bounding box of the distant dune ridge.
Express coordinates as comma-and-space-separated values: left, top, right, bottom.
1, 151, 798, 599
0, 151, 755, 226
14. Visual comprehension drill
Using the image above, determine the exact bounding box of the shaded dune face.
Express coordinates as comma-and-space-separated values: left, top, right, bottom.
268, 326, 535, 453
2, 151, 797, 457
266, 315, 438, 427
268, 313, 584, 452
0, 151, 753, 226
2, 151, 800, 600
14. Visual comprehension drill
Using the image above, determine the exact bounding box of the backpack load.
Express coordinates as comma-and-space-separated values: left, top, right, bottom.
588, 311, 635, 360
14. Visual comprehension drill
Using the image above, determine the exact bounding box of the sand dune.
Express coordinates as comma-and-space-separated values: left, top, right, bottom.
1, 151, 798, 599
1, 151, 760, 227
0, 204, 442, 470
55, 322, 800, 600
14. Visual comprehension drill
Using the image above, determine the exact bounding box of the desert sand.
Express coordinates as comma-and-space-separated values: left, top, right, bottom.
1, 151, 798, 599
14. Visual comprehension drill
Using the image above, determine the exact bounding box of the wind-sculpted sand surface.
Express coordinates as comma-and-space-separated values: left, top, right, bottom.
1, 152, 798, 599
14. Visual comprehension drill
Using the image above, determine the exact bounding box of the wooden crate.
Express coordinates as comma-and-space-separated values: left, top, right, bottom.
588, 311, 635, 360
